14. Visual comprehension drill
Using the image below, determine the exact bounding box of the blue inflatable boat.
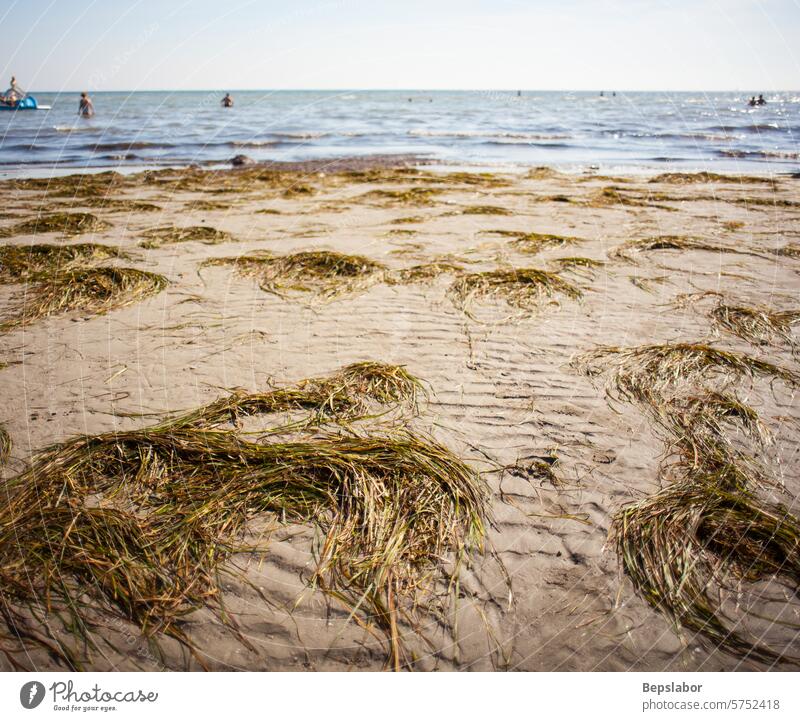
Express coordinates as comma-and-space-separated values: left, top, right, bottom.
0, 96, 50, 111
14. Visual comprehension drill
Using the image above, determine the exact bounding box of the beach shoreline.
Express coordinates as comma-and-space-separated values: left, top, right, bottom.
1, 164, 798, 671
2, 153, 796, 185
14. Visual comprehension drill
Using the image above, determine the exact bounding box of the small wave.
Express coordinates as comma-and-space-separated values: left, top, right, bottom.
646, 131, 739, 142
688, 133, 738, 142
271, 131, 328, 140
3, 143, 42, 152
53, 125, 101, 133
89, 141, 170, 151
230, 139, 282, 148
485, 139, 570, 148
408, 129, 570, 141
705, 123, 782, 134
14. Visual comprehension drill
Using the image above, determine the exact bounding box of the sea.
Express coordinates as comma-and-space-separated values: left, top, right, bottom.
1, 90, 799, 177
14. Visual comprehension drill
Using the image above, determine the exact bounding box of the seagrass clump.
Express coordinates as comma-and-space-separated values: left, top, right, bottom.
604, 389, 799, 664
168, 361, 425, 429
448, 267, 582, 318
508, 232, 583, 254
731, 197, 800, 209
0, 362, 488, 671
576, 342, 800, 405
140, 225, 232, 248
710, 304, 800, 348
67, 197, 161, 213
384, 229, 418, 238
0, 243, 125, 283
548, 257, 604, 277
774, 244, 800, 259
479, 229, 582, 253
589, 186, 653, 208
385, 262, 463, 286
629, 275, 670, 294
613, 479, 800, 665
459, 205, 511, 216
0, 267, 168, 331
204, 250, 386, 299
526, 166, 559, 180
649, 172, 771, 185
185, 200, 231, 211
360, 187, 443, 206
0, 212, 110, 238
653, 390, 770, 451
427, 171, 510, 188
6, 171, 127, 197
0, 424, 9, 465
608, 236, 746, 264
579, 293, 800, 666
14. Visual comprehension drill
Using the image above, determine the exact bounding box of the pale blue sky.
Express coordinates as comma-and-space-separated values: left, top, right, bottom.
1, 0, 798, 91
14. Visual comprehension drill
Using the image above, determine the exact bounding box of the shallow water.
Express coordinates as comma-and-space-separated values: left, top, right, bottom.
1, 90, 798, 175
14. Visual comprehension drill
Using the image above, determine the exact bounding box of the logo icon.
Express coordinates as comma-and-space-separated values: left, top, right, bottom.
20, 681, 45, 710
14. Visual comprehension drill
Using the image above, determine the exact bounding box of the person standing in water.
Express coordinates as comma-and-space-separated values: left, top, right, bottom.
221, 93, 233, 107
757, 94, 766, 105
78, 92, 95, 117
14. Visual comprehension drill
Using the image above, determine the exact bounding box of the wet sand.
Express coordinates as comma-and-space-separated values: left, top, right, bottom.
0, 162, 798, 671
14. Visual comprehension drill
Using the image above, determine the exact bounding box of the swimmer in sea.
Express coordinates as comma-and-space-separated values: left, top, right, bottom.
757, 94, 766, 106
221, 93, 233, 107
78, 92, 95, 117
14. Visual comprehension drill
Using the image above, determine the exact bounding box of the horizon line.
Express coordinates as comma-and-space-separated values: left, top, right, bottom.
26, 88, 800, 94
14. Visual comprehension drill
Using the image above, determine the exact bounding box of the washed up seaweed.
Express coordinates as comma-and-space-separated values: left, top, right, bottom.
458, 205, 512, 216
711, 304, 800, 348
140, 225, 232, 248
0, 212, 110, 238
613, 479, 800, 665
448, 267, 582, 319
576, 342, 800, 406
0, 424, 9, 465
0, 267, 168, 331
0, 362, 488, 671
359, 187, 443, 206
608, 236, 757, 264
0, 243, 126, 283
203, 250, 386, 300
386, 262, 463, 286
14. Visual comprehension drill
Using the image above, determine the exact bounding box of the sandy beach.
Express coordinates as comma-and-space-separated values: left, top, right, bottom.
0, 162, 798, 671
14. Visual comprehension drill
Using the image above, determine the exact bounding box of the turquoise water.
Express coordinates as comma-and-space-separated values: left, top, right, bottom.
1, 90, 798, 175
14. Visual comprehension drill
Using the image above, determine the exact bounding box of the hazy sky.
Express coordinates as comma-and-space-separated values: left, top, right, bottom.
2, 0, 798, 91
